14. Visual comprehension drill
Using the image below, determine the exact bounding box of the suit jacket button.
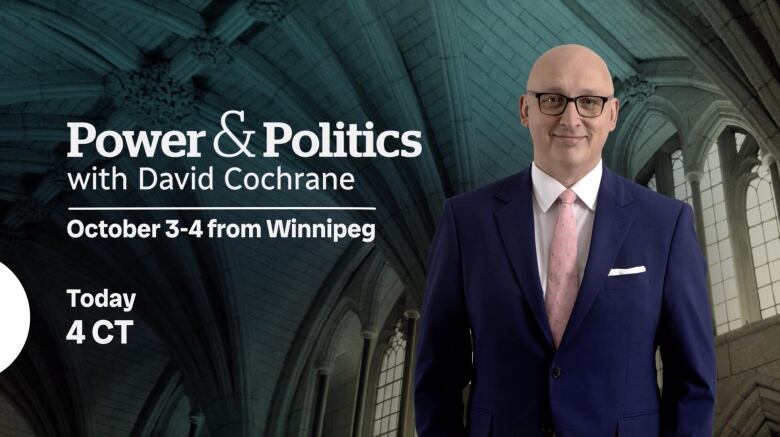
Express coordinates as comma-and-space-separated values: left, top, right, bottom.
540, 422, 553, 434
551, 367, 562, 378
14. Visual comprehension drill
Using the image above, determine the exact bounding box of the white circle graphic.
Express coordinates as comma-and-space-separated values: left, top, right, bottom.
0, 261, 30, 373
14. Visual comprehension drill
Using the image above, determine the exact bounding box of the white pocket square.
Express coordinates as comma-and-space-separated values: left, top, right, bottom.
608, 266, 646, 276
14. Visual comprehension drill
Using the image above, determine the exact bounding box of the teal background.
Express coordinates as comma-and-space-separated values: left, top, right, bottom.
0, 0, 778, 436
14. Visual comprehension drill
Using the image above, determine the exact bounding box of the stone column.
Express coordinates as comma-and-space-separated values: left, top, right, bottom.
397, 309, 420, 437
686, 170, 716, 335
350, 330, 377, 437
686, 170, 707, 252
717, 131, 761, 323
764, 153, 780, 224
653, 151, 675, 198
188, 407, 205, 437
310, 361, 333, 437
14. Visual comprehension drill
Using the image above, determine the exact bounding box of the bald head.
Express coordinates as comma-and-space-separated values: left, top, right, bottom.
527, 44, 614, 96
519, 44, 619, 187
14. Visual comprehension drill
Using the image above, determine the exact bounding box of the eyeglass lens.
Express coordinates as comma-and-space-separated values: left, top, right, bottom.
538, 94, 604, 117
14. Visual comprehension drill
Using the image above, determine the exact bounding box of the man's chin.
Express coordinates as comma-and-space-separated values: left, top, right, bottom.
550, 147, 592, 168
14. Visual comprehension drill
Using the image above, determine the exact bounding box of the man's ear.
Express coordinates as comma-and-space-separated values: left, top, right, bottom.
609, 98, 620, 131
519, 95, 529, 127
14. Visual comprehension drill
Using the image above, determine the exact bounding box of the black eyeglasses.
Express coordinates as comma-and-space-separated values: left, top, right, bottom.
530, 92, 611, 118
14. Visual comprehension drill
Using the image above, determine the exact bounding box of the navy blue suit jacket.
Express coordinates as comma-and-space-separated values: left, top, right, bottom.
414, 164, 716, 436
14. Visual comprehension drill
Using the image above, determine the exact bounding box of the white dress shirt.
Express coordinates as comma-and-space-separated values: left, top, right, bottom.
531, 159, 603, 297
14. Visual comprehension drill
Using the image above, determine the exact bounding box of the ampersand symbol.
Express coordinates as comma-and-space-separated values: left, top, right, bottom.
214, 110, 256, 157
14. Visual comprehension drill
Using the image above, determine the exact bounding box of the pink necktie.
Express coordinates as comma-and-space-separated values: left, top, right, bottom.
545, 189, 579, 348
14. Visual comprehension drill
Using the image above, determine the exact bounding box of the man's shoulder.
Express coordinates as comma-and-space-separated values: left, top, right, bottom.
614, 171, 688, 217
446, 171, 524, 212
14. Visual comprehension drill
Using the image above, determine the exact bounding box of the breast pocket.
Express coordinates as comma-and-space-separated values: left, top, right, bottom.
604, 272, 649, 290
468, 408, 492, 437
617, 410, 659, 436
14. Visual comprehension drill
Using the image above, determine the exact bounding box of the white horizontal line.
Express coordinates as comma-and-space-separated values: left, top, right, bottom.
68, 206, 376, 211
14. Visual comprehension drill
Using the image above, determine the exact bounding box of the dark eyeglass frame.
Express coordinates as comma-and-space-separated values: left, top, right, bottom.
530, 92, 611, 118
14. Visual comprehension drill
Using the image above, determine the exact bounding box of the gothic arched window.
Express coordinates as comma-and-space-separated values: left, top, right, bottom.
747, 160, 780, 319
372, 319, 406, 437
671, 146, 743, 334
700, 143, 743, 334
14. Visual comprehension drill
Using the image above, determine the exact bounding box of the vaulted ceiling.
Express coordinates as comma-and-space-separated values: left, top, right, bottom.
0, 0, 778, 436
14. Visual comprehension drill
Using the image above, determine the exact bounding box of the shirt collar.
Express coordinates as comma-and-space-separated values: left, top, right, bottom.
531, 159, 602, 212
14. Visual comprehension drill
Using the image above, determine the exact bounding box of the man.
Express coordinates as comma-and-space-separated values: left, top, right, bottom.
414, 44, 716, 436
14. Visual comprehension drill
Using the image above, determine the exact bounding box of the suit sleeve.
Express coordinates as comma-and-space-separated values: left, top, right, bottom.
658, 203, 717, 436
414, 199, 472, 437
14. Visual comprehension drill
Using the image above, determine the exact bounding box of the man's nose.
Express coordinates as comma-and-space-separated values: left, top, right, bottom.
559, 101, 582, 126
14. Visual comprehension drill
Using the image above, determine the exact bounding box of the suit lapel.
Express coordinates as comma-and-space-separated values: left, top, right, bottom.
494, 167, 554, 347
559, 166, 634, 349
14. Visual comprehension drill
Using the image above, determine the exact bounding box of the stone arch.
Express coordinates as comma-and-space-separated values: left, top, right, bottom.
90, 0, 205, 38
300, 301, 365, 437
130, 363, 198, 437
429, 0, 480, 192
31, 192, 256, 436
0, 0, 143, 71
9, 230, 200, 437
712, 126, 763, 327
636, 58, 721, 94
347, 0, 449, 210
315, 300, 361, 365
265, 242, 374, 437
362, 258, 406, 335
319, 308, 362, 437
687, 100, 756, 173
0, 71, 104, 106
716, 372, 780, 436
612, 94, 687, 178
631, 0, 779, 162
